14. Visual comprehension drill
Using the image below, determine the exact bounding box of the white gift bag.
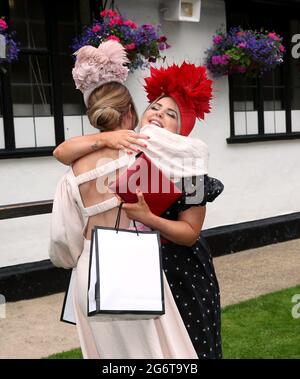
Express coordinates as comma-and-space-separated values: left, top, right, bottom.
87, 205, 165, 320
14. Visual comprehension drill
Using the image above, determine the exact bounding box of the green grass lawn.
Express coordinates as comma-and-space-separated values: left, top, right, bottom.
47, 348, 83, 359
46, 285, 300, 359
222, 285, 300, 358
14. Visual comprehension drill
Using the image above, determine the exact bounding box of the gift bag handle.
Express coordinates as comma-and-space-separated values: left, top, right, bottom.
115, 202, 139, 236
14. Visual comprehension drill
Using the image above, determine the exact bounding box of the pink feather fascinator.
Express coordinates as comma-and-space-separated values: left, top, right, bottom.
72, 40, 129, 107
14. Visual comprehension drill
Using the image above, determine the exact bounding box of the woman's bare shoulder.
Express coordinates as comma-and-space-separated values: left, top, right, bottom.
72, 148, 120, 176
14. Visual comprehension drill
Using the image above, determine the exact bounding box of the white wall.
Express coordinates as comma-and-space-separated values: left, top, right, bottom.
0, 159, 68, 267
1, 0, 299, 267
0, 214, 52, 267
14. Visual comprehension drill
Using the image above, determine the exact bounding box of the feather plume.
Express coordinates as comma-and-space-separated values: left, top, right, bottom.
144, 63, 213, 121
97, 40, 129, 64
72, 40, 129, 105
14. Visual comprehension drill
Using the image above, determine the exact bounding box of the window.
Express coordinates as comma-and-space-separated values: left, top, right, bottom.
225, 0, 300, 143
0, 0, 91, 158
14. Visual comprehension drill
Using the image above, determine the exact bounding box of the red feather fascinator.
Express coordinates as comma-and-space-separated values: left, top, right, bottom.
144, 62, 213, 136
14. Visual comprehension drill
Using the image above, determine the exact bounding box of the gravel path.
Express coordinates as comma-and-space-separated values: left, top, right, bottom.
215, 238, 300, 307
0, 238, 299, 359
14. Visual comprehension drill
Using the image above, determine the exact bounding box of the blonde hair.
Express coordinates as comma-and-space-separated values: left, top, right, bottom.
87, 82, 138, 131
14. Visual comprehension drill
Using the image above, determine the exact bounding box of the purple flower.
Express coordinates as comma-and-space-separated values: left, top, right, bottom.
213, 35, 223, 44
211, 54, 229, 65
205, 26, 285, 77
141, 24, 155, 30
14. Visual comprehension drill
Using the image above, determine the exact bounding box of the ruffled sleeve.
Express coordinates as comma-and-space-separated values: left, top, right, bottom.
49, 173, 85, 269
199, 175, 224, 205
179, 174, 224, 212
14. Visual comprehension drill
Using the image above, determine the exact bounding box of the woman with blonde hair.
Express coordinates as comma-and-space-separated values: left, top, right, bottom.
50, 44, 224, 358
50, 41, 206, 359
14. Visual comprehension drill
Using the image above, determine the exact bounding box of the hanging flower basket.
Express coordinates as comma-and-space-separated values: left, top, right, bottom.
205, 26, 285, 78
0, 17, 20, 72
71, 9, 171, 72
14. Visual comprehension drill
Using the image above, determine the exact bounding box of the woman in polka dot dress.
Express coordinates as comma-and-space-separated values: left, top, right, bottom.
122, 63, 224, 358
123, 94, 224, 359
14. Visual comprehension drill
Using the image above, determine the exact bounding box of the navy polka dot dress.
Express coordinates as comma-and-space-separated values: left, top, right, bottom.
160, 174, 224, 359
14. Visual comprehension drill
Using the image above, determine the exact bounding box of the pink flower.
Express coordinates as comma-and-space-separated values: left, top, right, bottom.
100, 10, 108, 17
100, 9, 118, 18
109, 17, 123, 27
123, 20, 137, 29
92, 24, 101, 33
213, 35, 223, 44
238, 42, 247, 48
279, 44, 285, 52
107, 9, 118, 17
107, 35, 120, 42
268, 32, 281, 41
159, 35, 167, 43
124, 43, 136, 50
211, 54, 229, 65
237, 66, 247, 73
211, 55, 220, 65
0, 19, 8, 30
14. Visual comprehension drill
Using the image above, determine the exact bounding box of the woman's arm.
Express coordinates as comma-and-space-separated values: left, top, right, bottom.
146, 205, 206, 247
53, 130, 150, 166
123, 190, 206, 247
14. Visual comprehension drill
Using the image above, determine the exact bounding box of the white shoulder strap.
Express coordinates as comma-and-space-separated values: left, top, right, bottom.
82, 196, 119, 217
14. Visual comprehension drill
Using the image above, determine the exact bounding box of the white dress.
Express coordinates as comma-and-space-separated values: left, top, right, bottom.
49, 152, 198, 359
